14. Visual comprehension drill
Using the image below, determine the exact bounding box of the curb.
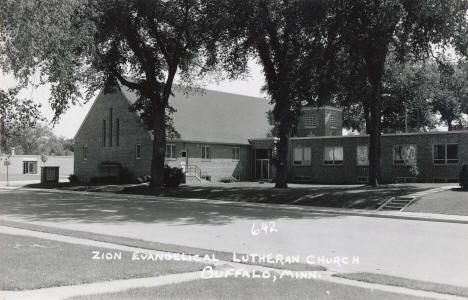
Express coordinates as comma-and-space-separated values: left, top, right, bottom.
2, 186, 468, 224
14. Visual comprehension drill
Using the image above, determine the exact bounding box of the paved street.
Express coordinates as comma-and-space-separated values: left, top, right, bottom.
0, 187, 467, 291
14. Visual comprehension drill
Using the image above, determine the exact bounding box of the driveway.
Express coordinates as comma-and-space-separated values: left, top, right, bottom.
0, 187, 467, 288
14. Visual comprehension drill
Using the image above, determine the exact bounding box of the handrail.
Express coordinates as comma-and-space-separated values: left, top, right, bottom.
186, 164, 201, 179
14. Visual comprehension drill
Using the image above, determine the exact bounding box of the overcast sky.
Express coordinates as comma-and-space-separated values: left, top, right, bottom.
0, 61, 266, 139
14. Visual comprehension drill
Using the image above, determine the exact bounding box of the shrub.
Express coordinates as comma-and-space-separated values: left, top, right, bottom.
409, 165, 420, 177
219, 176, 239, 183
164, 165, 184, 187
68, 174, 80, 184
119, 168, 134, 184
90, 176, 118, 184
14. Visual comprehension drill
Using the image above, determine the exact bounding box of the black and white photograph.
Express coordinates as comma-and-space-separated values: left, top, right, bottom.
1, 0, 468, 299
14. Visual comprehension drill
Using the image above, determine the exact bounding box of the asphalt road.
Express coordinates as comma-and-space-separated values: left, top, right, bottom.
0, 188, 467, 288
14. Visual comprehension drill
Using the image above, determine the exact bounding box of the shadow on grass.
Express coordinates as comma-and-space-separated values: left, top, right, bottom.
119, 184, 429, 210
4, 183, 429, 226
451, 187, 468, 192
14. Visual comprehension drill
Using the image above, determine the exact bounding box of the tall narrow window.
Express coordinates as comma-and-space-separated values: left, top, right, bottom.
116, 118, 120, 146
232, 147, 240, 160
356, 145, 369, 166
83, 145, 88, 161
201, 145, 211, 160
109, 108, 113, 146
166, 144, 176, 159
328, 112, 337, 128
102, 120, 106, 147
135, 144, 141, 159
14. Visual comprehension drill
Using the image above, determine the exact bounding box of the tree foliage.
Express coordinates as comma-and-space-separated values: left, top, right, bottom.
1, 0, 224, 187
321, 0, 468, 185
0, 87, 43, 153
6, 123, 73, 156
216, 0, 332, 188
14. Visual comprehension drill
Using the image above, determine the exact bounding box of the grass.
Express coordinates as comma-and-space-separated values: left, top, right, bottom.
67, 277, 427, 300
0, 219, 326, 272
0, 232, 205, 291
26, 181, 432, 210
404, 187, 468, 216
334, 272, 468, 298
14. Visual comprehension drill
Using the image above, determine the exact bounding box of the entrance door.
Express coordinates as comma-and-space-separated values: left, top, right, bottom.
180, 151, 188, 173
255, 159, 270, 180
255, 148, 271, 180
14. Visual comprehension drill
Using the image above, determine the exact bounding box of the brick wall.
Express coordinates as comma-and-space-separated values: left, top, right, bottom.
74, 88, 153, 182
289, 131, 468, 184
165, 141, 252, 182
74, 88, 253, 183
296, 107, 342, 137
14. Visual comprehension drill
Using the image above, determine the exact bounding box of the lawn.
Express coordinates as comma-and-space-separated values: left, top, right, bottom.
68, 277, 427, 300
26, 182, 433, 210
0, 233, 204, 290
335, 272, 468, 298
404, 187, 468, 216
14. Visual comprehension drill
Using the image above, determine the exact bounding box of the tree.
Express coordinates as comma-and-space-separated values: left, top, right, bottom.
0, 87, 43, 154
1, 0, 222, 188
218, 0, 329, 188
326, 0, 468, 185
381, 57, 438, 132
432, 59, 468, 130
7, 123, 73, 156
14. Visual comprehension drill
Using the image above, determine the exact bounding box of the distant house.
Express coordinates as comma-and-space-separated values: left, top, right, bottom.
73, 85, 272, 183
0, 149, 73, 182
74, 84, 468, 184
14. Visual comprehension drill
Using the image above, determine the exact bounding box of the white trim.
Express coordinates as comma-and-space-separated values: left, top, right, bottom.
21, 158, 38, 162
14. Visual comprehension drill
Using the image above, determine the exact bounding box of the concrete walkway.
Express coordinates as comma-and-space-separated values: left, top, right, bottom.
0, 224, 464, 300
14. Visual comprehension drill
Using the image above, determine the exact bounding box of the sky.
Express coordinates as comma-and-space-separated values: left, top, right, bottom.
0, 61, 267, 139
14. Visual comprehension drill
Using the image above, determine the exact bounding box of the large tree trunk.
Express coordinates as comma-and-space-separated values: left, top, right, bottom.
150, 103, 166, 189
275, 122, 289, 188
368, 85, 383, 186
365, 53, 387, 187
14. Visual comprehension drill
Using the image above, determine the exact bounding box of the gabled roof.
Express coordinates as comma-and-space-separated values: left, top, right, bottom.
120, 86, 273, 144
